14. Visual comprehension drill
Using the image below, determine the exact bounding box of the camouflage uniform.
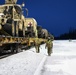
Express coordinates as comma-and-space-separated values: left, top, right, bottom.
34, 38, 40, 53
45, 39, 53, 56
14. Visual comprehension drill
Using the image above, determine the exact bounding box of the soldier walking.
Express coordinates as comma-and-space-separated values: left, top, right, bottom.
34, 38, 40, 53
45, 37, 53, 56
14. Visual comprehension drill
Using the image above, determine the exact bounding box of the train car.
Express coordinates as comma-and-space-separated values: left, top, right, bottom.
0, 0, 47, 54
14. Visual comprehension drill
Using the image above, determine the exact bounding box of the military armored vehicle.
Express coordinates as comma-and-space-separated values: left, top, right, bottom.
0, 0, 37, 37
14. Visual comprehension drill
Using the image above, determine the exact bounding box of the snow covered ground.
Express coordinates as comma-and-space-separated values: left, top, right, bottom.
0, 48, 46, 75
0, 40, 76, 75
40, 40, 76, 75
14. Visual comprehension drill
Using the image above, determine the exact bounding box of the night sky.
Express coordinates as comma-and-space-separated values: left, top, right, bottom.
1, 0, 76, 37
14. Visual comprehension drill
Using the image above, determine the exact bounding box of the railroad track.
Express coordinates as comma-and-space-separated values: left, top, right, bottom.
0, 54, 12, 59
0, 49, 27, 59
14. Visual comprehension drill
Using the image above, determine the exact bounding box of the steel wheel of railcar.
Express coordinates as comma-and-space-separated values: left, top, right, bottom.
15, 44, 21, 53
10, 45, 15, 53
0, 47, 2, 55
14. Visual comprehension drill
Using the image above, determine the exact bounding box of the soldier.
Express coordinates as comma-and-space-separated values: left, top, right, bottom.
34, 38, 40, 53
45, 37, 53, 56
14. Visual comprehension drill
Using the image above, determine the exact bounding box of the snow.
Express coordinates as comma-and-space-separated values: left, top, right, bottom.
0, 40, 76, 75
41, 40, 76, 75
34, 56, 47, 75
0, 48, 46, 75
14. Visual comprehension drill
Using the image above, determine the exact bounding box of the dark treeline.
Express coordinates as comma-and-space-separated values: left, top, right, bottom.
55, 28, 76, 40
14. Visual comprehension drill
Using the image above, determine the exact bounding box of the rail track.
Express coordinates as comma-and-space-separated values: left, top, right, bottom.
0, 53, 12, 59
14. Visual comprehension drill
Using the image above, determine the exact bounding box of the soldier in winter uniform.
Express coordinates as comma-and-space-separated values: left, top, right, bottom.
34, 38, 40, 53
45, 37, 53, 56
